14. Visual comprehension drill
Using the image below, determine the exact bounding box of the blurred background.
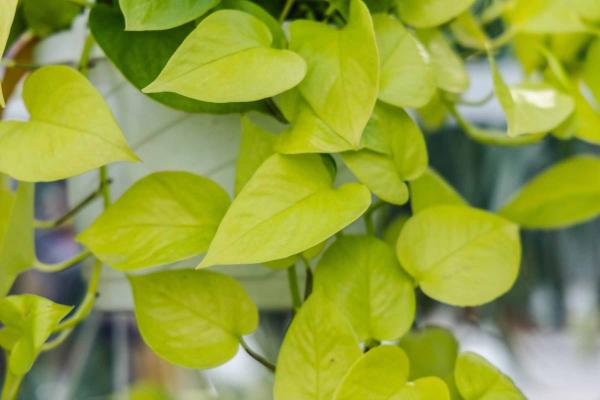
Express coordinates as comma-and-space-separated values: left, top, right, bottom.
2, 1, 600, 399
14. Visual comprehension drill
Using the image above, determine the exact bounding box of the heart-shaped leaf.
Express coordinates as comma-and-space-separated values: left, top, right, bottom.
397, 205, 521, 306
455, 352, 525, 400
143, 10, 306, 103
315, 235, 415, 341
373, 14, 435, 108
396, 0, 476, 28
410, 168, 466, 213
0, 0, 18, 107
274, 292, 362, 400
120, 0, 220, 31
0, 183, 34, 297
0, 66, 138, 182
333, 346, 450, 400
276, 0, 379, 153
78, 172, 230, 271
199, 154, 371, 267
129, 269, 258, 369
499, 155, 600, 229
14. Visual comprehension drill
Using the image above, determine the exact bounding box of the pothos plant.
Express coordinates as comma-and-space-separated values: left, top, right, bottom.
1, 0, 600, 398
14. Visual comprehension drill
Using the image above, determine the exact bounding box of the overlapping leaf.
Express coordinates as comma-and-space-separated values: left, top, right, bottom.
410, 168, 466, 213
0, 0, 18, 107
120, 0, 220, 31
395, 0, 476, 28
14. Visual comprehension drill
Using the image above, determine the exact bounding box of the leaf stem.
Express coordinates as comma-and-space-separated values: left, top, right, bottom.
99, 166, 112, 207
0, 370, 23, 400
279, 0, 296, 21
78, 34, 95, 75
300, 256, 313, 300
33, 249, 92, 273
287, 264, 302, 312
240, 337, 276, 372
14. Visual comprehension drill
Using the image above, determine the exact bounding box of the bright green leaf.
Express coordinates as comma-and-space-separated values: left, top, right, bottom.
235, 115, 276, 195
274, 291, 361, 400
22, 0, 81, 37
199, 154, 371, 267
0, 183, 34, 297
0, 66, 138, 182
499, 155, 600, 229
450, 11, 489, 50
78, 172, 230, 271
373, 14, 435, 109
315, 235, 415, 341
121, 0, 220, 31
129, 269, 258, 369
505, 0, 590, 34
220, 0, 287, 49
0, 295, 72, 376
333, 346, 450, 400
276, 0, 379, 153
455, 352, 525, 400
397, 205, 521, 306
383, 214, 409, 248
395, 0, 476, 28
410, 168, 466, 213
143, 10, 306, 103
0, 0, 18, 107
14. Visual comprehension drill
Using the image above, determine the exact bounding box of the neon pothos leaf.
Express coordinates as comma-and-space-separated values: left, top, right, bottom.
499, 156, 600, 229
396, 0, 476, 28
315, 235, 415, 341
455, 352, 525, 400
199, 154, 371, 267
0, 66, 138, 182
343, 104, 427, 205
504, 0, 590, 34
276, 0, 379, 153
129, 270, 258, 369
373, 14, 435, 109
397, 205, 521, 306
409, 168, 466, 213
333, 346, 450, 400
0, 0, 18, 107
274, 292, 362, 400
0, 183, 34, 297
120, 0, 220, 31
143, 10, 306, 103
78, 172, 230, 271
0, 295, 72, 376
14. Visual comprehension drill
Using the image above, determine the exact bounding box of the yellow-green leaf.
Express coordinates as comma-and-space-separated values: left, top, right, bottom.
397, 205, 521, 306
315, 235, 415, 341
505, 0, 590, 34
129, 269, 258, 369
333, 346, 450, 400
143, 10, 306, 103
0, 182, 34, 297
121, 0, 220, 31
78, 172, 230, 271
199, 154, 371, 267
373, 14, 435, 108
235, 115, 276, 195
274, 291, 362, 400
583, 40, 600, 104
0, 66, 138, 182
0, 0, 18, 107
276, 0, 379, 153
410, 168, 466, 213
395, 0, 476, 28
499, 156, 600, 229
455, 352, 525, 400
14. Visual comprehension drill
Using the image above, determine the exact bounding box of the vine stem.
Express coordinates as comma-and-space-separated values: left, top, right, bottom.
279, 0, 296, 22
287, 264, 302, 312
34, 249, 92, 273
239, 337, 276, 372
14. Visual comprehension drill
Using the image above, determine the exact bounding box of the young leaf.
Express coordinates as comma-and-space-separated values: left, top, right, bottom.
315, 235, 415, 341
274, 292, 362, 400
120, 0, 220, 31
143, 10, 306, 103
0, 295, 72, 376
0, 66, 138, 182
455, 352, 525, 400
490, 56, 574, 137
0, 183, 34, 297
333, 346, 450, 400
409, 168, 466, 213
276, 0, 379, 153
235, 116, 276, 195
395, 0, 476, 28
499, 156, 600, 229
0, 0, 18, 107
373, 14, 435, 109
397, 205, 521, 306
78, 172, 230, 271
129, 270, 258, 369
199, 154, 371, 267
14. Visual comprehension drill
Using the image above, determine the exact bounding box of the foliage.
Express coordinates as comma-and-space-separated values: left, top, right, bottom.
1, 0, 600, 398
